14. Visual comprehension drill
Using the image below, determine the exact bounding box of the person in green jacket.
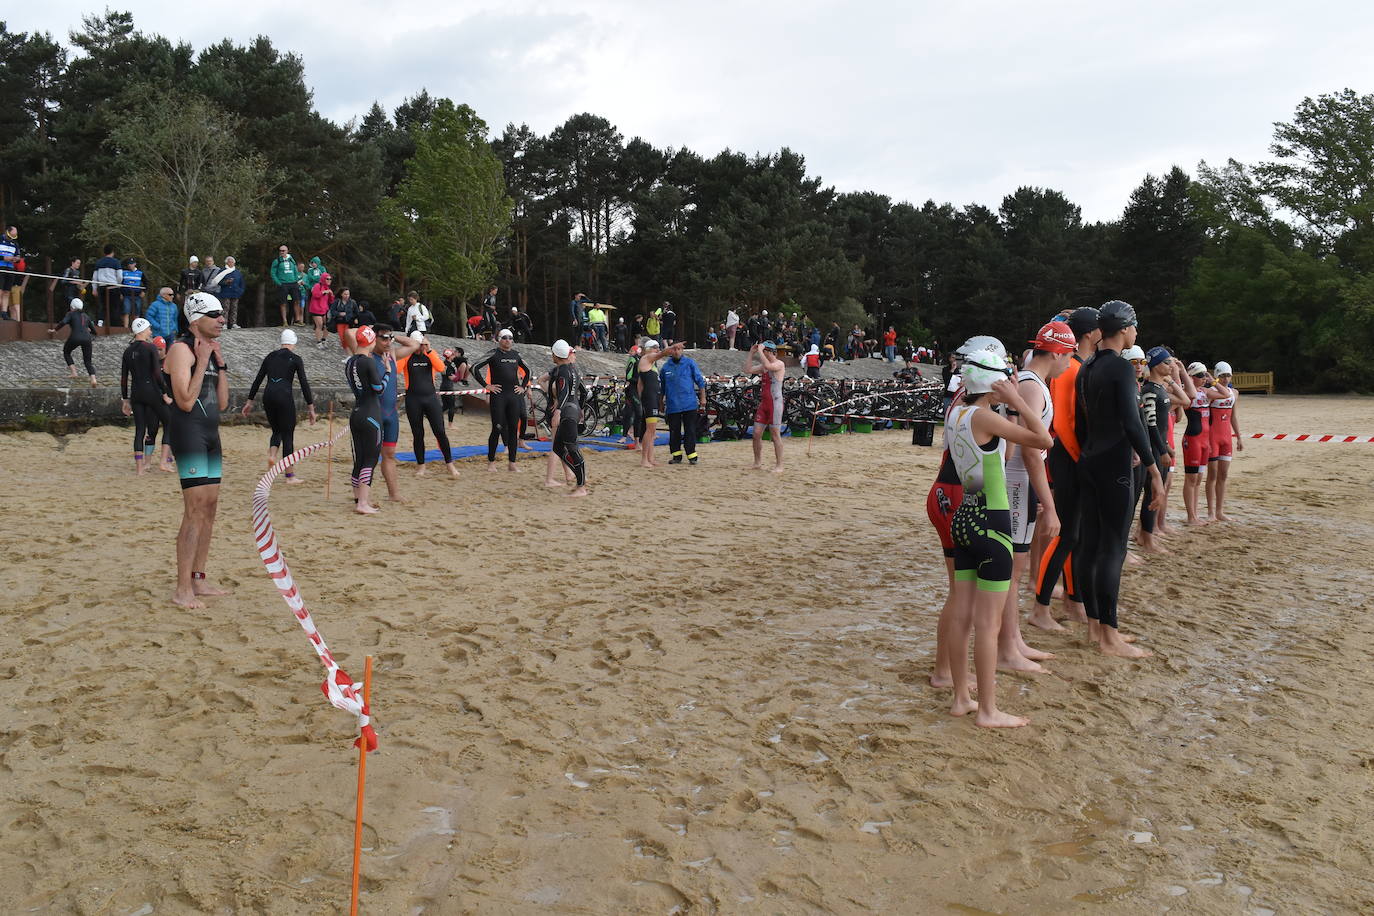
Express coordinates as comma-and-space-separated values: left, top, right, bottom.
302, 256, 325, 316
270, 244, 304, 327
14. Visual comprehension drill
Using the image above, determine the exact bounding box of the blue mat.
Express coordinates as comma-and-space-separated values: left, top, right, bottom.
395, 432, 670, 464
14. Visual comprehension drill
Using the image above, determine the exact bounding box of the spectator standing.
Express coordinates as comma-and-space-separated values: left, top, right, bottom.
0, 225, 20, 320
646, 307, 661, 340
145, 287, 180, 342
329, 287, 358, 350
613, 316, 628, 352
804, 344, 822, 379
569, 292, 588, 336
387, 296, 406, 330
660, 302, 677, 345
632, 313, 646, 341
218, 257, 245, 328
883, 326, 898, 362
404, 291, 432, 335
92, 245, 123, 325
660, 341, 706, 465
178, 255, 202, 307
586, 303, 608, 350
269, 245, 303, 326
305, 256, 327, 297
482, 286, 499, 336
725, 307, 740, 349
58, 257, 86, 309
309, 272, 335, 347
198, 256, 223, 296
120, 258, 145, 325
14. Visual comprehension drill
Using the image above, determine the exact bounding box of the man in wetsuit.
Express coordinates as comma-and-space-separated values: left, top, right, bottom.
398, 331, 460, 478
1030, 306, 1100, 631
470, 328, 532, 471
241, 328, 317, 482
165, 292, 231, 609
371, 323, 421, 499
746, 340, 786, 473
1074, 300, 1163, 659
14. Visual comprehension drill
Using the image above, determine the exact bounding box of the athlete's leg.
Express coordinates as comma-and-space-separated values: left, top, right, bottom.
132, 401, 150, 474
1214, 459, 1232, 521
1032, 446, 1085, 625
640, 417, 659, 468
487, 404, 503, 466
63, 340, 79, 377
749, 422, 764, 470
500, 397, 522, 470
422, 396, 458, 475
553, 415, 587, 495
1082, 453, 1151, 658
173, 485, 217, 608
407, 396, 428, 471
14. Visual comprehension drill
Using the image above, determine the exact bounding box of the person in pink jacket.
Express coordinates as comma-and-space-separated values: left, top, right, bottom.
308, 273, 335, 349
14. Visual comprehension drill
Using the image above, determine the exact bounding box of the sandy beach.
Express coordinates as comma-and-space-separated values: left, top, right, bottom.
2, 394, 1372, 914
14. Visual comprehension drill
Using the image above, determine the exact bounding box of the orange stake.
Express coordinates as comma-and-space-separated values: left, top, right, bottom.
326, 403, 335, 500
349, 655, 373, 916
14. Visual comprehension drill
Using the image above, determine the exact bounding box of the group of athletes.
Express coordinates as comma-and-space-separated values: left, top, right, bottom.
924, 301, 1244, 728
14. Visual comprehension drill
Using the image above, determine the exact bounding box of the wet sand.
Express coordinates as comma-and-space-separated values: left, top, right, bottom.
1, 395, 1372, 914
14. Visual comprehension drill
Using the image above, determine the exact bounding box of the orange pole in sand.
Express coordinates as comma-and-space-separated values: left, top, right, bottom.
325, 403, 334, 500
349, 655, 373, 916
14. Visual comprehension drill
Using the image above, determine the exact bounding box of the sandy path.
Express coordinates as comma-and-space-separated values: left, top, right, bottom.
1, 395, 1371, 914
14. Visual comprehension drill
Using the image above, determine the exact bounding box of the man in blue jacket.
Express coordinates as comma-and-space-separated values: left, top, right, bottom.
218, 256, 245, 328
659, 341, 707, 464
145, 287, 180, 341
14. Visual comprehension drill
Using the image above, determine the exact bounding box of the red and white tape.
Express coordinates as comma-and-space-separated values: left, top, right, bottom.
1248, 433, 1374, 443
252, 429, 378, 752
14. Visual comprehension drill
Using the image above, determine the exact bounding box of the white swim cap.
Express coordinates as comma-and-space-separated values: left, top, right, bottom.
551, 339, 572, 359
280, 329, 298, 346
70, 298, 84, 311
1214, 361, 1233, 376
131, 317, 150, 334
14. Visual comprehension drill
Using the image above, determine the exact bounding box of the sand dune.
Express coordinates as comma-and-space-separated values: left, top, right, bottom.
1, 395, 1372, 913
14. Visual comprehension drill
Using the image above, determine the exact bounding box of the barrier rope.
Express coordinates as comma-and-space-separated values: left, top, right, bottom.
252, 428, 378, 752
1247, 433, 1374, 443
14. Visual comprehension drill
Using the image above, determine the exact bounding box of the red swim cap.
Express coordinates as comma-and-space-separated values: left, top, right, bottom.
152, 336, 166, 350
356, 326, 377, 348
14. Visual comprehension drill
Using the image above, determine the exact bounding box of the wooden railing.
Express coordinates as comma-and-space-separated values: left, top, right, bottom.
1231, 371, 1274, 395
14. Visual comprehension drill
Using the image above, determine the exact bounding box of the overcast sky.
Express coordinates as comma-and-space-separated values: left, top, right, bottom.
28, 1, 1374, 222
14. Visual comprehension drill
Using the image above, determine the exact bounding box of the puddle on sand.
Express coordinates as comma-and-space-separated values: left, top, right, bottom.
1072, 879, 1142, 903
1038, 805, 1122, 862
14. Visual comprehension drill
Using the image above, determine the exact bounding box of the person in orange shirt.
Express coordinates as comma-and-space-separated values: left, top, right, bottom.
883, 326, 898, 362
398, 332, 460, 478
1029, 306, 1100, 631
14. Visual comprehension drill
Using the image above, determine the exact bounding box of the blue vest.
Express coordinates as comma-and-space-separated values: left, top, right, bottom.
0, 237, 17, 263
122, 269, 144, 291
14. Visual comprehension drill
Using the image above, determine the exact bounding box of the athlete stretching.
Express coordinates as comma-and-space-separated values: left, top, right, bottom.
944, 349, 1052, 728
1074, 300, 1163, 659
242, 329, 317, 484
999, 321, 1076, 673
345, 326, 385, 514
746, 340, 786, 473
398, 332, 460, 479
165, 292, 231, 608
371, 324, 421, 498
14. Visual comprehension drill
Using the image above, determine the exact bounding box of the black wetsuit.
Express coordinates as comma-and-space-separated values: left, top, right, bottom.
1139, 379, 1170, 534
1074, 349, 1157, 629
638, 366, 663, 422
470, 346, 531, 463
403, 350, 453, 465
121, 339, 170, 458
248, 347, 313, 461
346, 353, 385, 489
620, 355, 644, 440
550, 363, 586, 486
440, 355, 468, 422
59, 310, 96, 376
166, 336, 225, 489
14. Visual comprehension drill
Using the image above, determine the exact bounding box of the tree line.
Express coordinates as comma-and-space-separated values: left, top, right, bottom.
2, 12, 1371, 389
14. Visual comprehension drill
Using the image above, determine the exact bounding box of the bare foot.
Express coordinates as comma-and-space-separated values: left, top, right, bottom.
285, 476, 306, 485
90, 377, 99, 388
159, 460, 177, 473
1186, 516, 1209, 526
172, 589, 205, 609
506, 464, 523, 473
1216, 512, 1232, 522
748, 463, 763, 471
1063, 601, 1089, 624
387, 494, 407, 503
487, 463, 500, 472
1027, 608, 1067, 632
568, 486, 589, 497
1100, 640, 1152, 659
1051, 584, 1065, 600
192, 579, 230, 597
355, 502, 379, 515
929, 673, 953, 689
975, 709, 1030, 728
771, 465, 784, 474
446, 464, 460, 478
1017, 644, 1055, 661
949, 696, 978, 717
998, 654, 1047, 674
1142, 542, 1170, 555
1125, 551, 1143, 566
415, 466, 428, 477
640, 462, 656, 469
545, 479, 565, 488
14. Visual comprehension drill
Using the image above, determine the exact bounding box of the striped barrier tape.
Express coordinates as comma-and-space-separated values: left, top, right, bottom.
252, 428, 378, 752
1248, 433, 1374, 443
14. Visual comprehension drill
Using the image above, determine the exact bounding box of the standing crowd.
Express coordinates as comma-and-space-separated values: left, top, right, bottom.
925, 301, 1244, 728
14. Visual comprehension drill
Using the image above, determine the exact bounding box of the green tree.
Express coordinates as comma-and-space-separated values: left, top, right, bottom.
81, 93, 269, 280
382, 100, 511, 331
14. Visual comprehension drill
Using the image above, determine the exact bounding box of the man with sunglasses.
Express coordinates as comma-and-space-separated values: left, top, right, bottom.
165, 292, 231, 609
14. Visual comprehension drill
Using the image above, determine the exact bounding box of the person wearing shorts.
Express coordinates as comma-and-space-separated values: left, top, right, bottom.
746, 340, 786, 473
1181, 361, 1215, 524
1206, 360, 1242, 521
270, 244, 303, 326
943, 349, 1051, 728
164, 292, 231, 609
370, 324, 420, 500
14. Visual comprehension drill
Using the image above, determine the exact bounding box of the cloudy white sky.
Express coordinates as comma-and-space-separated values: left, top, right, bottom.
27, 1, 1374, 222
